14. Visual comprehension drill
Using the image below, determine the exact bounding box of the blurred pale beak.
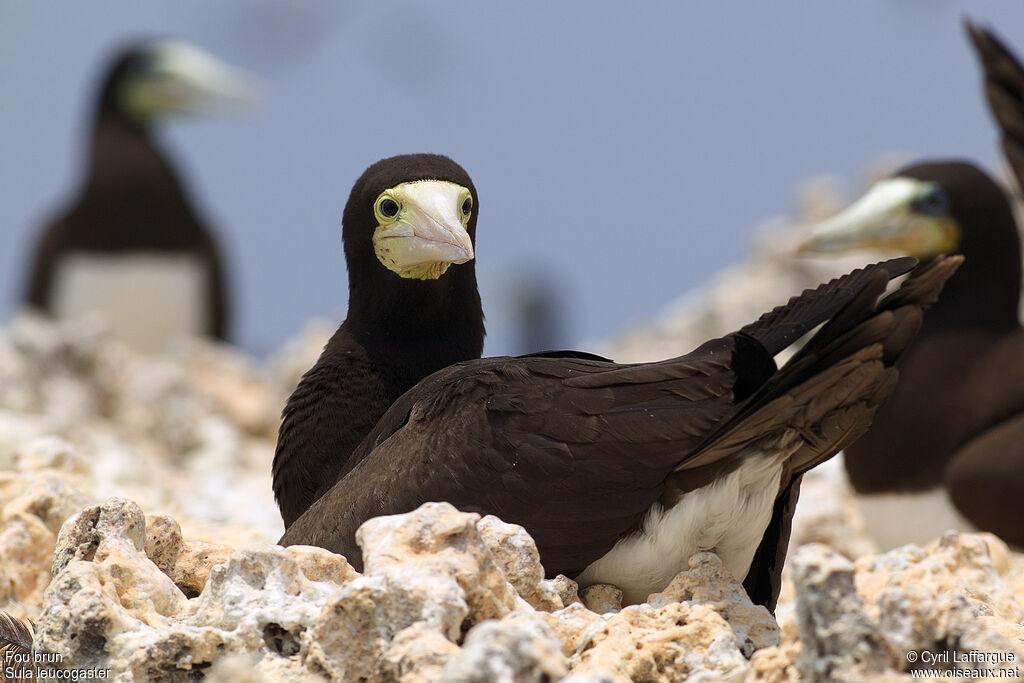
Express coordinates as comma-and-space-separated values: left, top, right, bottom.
797, 178, 959, 258
148, 40, 262, 115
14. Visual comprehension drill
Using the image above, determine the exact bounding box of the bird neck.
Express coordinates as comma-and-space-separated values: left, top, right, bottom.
921, 236, 1022, 335
72, 108, 206, 247
84, 110, 170, 195
345, 265, 486, 378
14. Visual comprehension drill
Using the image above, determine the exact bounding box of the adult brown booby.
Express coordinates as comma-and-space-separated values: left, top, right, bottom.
23, 40, 257, 353
796, 22, 1024, 549
276, 155, 959, 610
272, 154, 484, 528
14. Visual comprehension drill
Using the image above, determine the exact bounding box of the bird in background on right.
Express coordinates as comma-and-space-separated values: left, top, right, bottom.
797, 20, 1024, 550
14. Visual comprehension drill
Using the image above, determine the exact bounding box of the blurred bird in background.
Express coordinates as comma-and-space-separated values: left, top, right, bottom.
22, 40, 259, 353
798, 21, 1024, 550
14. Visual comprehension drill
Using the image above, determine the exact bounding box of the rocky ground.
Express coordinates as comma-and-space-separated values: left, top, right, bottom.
2, 174, 1024, 681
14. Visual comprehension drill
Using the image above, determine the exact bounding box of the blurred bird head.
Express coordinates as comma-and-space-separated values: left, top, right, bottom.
98, 39, 261, 124
796, 161, 1015, 261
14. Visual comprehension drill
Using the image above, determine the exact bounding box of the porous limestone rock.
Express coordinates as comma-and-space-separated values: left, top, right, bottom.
856, 532, 1024, 626
793, 544, 894, 682
442, 612, 568, 683
174, 340, 280, 439
648, 552, 780, 656
0, 444, 93, 622
477, 515, 563, 612
12, 436, 90, 480
857, 533, 1024, 677
0, 511, 55, 612
745, 640, 801, 683
0, 312, 284, 556
578, 585, 622, 615
202, 653, 323, 683
34, 498, 357, 681
144, 514, 234, 598
19, 497, 807, 681
303, 572, 464, 681
794, 538, 1024, 681
549, 574, 581, 608
358, 502, 522, 624
0, 410, 48, 468
570, 601, 752, 682
559, 674, 618, 683
35, 499, 191, 673
16, 462, 1024, 681
1, 313, 118, 430
379, 622, 460, 683
287, 544, 359, 586
534, 602, 603, 658
304, 504, 526, 679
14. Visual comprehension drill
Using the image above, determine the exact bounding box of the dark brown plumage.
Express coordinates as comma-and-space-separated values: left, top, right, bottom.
272, 155, 485, 528
24, 42, 236, 350
281, 249, 959, 610
798, 21, 1024, 548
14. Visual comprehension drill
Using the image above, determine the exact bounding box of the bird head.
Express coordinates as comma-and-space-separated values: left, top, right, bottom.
343, 154, 478, 283
796, 161, 1017, 261
100, 40, 260, 123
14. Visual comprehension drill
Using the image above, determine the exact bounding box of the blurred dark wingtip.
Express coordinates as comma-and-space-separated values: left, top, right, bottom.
965, 20, 1024, 193
0, 612, 33, 659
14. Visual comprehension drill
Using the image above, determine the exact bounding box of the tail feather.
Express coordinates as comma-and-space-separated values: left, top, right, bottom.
774, 256, 962, 474
684, 255, 961, 471
876, 254, 964, 313
965, 19, 1024, 193
784, 256, 961, 376
739, 257, 916, 355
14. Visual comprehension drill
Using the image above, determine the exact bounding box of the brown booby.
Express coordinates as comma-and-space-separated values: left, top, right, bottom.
272, 154, 485, 528
23, 40, 257, 353
276, 155, 959, 610
796, 22, 1024, 549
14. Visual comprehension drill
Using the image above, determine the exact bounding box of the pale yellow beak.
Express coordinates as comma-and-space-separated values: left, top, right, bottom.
797, 177, 960, 259
129, 40, 262, 118
372, 180, 475, 280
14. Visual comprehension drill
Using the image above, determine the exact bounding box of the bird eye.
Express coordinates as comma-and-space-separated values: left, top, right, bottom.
913, 187, 951, 216
377, 197, 400, 219
461, 196, 473, 218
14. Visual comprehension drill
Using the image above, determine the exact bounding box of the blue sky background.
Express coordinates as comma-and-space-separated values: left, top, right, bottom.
2, 2, 1023, 356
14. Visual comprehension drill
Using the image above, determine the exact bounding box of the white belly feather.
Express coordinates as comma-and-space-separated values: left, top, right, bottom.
856, 489, 976, 551
51, 252, 209, 354
576, 452, 787, 605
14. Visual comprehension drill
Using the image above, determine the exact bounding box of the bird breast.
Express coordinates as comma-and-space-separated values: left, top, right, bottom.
50, 251, 208, 353
855, 488, 976, 551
